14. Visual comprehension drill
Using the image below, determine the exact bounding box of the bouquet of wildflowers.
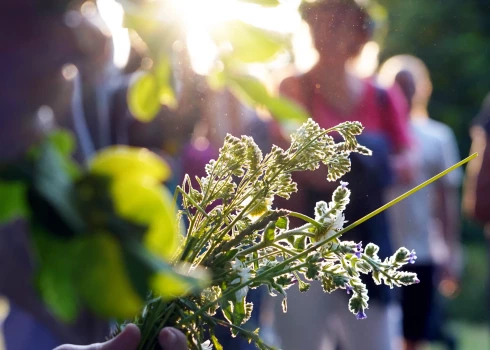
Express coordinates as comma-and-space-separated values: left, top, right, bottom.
110, 119, 422, 349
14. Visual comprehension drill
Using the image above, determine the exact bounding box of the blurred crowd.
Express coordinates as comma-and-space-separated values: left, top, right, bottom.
0, 1, 489, 350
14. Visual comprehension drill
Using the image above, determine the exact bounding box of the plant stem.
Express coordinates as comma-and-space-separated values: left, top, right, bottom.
275, 228, 315, 241
177, 186, 209, 218
288, 211, 322, 228
272, 243, 297, 257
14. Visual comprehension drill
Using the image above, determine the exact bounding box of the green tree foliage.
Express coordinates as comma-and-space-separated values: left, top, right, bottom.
379, 0, 490, 156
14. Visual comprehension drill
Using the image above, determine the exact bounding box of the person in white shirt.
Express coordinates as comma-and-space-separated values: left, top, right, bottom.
378, 55, 463, 350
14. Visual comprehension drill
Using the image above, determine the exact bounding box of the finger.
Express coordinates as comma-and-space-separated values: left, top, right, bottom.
159, 327, 188, 350
100, 324, 141, 350
54, 324, 141, 350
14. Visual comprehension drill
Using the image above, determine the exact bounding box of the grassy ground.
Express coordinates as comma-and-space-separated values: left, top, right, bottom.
427, 322, 489, 350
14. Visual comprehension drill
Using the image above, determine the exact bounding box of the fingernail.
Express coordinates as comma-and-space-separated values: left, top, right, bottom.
159, 328, 177, 349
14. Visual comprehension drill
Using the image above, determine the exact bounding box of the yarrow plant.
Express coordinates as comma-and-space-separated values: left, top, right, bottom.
112, 119, 423, 349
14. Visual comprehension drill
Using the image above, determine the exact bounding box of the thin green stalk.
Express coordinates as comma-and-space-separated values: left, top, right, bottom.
339, 153, 478, 234
156, 303, 176, 334
272, 243, 298, 257
199, 188, 268, 263
288, 211, 322, 228
177, 186, 209, 218
246, 250, 280, 265
237, 227, 313, 258
275, 228, 315, 241
138, 299, 168, 350
237, 240, 267, 258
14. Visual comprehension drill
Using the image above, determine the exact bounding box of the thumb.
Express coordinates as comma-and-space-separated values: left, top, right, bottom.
100, 324, 141, 350
159, 327, 188, 350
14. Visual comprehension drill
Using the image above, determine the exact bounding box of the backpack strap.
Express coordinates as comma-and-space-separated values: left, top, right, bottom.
374, 85, 390, 130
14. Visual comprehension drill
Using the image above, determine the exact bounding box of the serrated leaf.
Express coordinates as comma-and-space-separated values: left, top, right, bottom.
128, 72, 161, 122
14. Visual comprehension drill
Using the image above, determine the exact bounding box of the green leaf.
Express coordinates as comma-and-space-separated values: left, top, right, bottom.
266, 97, 309, 123
263, 222, 275, 242
226, 299, 253, 335
275, 216, 288, 230
122, 2, 180, 53
33, 228, 80, 322
123, 6, 161, 40
47, 130, 81, 178
154, 57, 177, 108
212, 21, 284, 63
211, 334, 224, 350
0, 181, 28, 224
207, 68, 227, 90
238, 0, 280, 6
47, 130, 75, 156
293, 235, 306, 250
32, 142, 84, 233
228, 74, 309, 124
128, 72, 161, 122
75, 234, 144, 319
122, 239, 209, 299
221, 301, 234, 326
227, 74, 271, 108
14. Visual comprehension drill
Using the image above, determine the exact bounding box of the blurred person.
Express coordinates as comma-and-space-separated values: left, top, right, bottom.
0, 2, 116, 348
270, 1, 414, 349
0, 1, 198, 348
462, 91, 490, 319
378, 55, 463, 350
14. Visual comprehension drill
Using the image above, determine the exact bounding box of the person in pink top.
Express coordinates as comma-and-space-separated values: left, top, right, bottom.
271, 1, 415, 350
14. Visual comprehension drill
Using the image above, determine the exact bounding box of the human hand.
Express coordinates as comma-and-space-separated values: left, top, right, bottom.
54, 324, 188, 350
